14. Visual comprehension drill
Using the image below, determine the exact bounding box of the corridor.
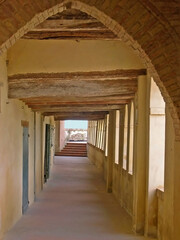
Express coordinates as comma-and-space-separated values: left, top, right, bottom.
4, 157, 152, 240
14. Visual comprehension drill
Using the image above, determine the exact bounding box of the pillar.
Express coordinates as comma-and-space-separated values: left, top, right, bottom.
106, 110, 115, 193
145, 78, 165, 238
133, 75, 148, 234
173, 140, 180, 240
163, 107, 174, 240
55, 121, 60, 152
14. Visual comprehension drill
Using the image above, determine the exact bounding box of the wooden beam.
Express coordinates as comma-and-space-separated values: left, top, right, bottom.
20, 94, 135, 105
8, 70, 145, 99
9, 69, 146, 81
26, 100, 129, 107
54, 116, 106, 120
34, 19, 106, 31
23, 8, 116, 40
45, 111, 108, 120
23, 29, 117, 40
9, 81, 137, 99
47, 9, 94, 21
32, 104, 123, 113
44, 111, 108, 116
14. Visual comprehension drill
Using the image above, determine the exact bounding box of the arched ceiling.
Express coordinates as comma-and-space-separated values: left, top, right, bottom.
0, 0, 179, 137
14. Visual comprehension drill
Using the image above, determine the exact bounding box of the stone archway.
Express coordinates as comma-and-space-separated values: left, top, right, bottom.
0, 0, 179, 139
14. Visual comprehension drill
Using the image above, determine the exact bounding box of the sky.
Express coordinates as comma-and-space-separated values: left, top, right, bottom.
65, 120, 88, 129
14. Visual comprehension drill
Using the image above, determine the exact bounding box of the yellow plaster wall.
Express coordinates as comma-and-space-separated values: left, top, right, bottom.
0, 53, 34, 238
0, 54, 50, 239
7, 40, 144, 74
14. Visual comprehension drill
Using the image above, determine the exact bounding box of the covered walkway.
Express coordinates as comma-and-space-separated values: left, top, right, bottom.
4, 157, 151, 240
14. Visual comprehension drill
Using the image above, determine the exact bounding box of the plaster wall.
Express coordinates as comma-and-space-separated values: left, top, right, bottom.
0, 53, 35, 239
0, 53, 54, 239
7, 40, 144, 74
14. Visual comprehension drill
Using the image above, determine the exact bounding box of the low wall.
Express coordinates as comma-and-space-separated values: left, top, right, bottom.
157, 188, 164, 240
87, 143, 105, 172
112, 166, 133, 216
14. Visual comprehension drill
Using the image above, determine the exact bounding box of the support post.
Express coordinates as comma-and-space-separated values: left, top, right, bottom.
106, 111, 115, 193
133, 75, 148, 234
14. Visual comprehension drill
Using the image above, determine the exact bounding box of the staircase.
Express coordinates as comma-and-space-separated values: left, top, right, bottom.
55, 142, 87, 157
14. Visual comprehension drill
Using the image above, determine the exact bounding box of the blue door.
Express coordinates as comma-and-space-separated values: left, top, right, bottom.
22, 126, 29, 214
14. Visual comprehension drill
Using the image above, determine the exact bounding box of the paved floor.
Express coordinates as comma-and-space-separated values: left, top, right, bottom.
4, 157, 153, 240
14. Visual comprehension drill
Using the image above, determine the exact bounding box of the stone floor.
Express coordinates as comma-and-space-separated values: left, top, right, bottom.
4, 157, 154, 240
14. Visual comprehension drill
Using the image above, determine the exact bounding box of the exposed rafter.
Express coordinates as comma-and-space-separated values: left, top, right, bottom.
46, 112, 108, 121
23, 9, 117, 40
8, 69, 146, 99
8, 68, 145, 119
31, 104, 123, 113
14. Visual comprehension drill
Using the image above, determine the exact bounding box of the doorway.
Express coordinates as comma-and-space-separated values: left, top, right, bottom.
44, 124, 51, 182
22, 126, 29, 214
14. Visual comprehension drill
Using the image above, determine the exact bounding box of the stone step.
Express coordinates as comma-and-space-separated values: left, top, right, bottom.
55, 143, 87, 157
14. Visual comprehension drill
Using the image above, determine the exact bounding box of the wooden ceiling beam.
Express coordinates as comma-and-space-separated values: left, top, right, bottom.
34, 19, 106, 31
23, 29, 117, 40
45, 111, 108, 120
8, 77, 140, 99
23, 9, 116, 40
8, 70, 145, 99
32, 104, 123, 113
47, 9, 94, 21
44, 111, 108, 116
54, 116, 106, 120
9, 69, 146, 81
27, 100, 129, 107
20, 94, 135, 104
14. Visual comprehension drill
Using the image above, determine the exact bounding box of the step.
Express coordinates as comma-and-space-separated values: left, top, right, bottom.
55, 143, 87, 157
55, 153, 87, 157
